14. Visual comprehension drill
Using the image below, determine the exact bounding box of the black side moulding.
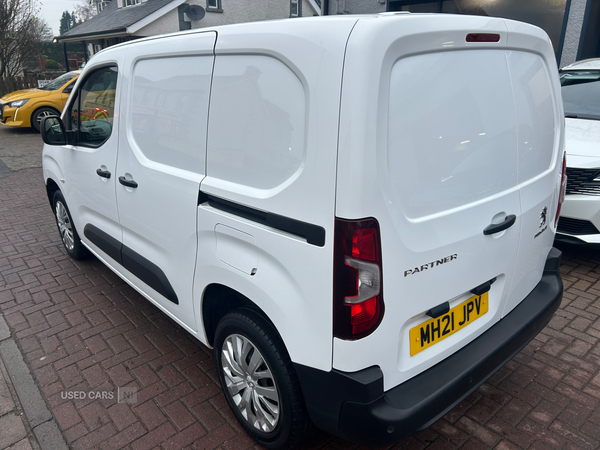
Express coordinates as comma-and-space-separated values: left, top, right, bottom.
83, 224, 179, 305
199, 191, 326, 247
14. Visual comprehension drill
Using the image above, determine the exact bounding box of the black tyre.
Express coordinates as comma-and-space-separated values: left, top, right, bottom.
32, 107, 59, 132
52, 191, 88, 260
214, 308, 310, 449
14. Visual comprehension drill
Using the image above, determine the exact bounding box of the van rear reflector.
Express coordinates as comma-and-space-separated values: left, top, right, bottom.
466, 33, 500, 43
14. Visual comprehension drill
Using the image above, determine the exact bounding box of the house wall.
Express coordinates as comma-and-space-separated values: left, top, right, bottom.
189, 0, 315, 28
135, 0, 317, 37
328, 0, 385, 14
135, 8, 179, 36
559, 0, 587, 67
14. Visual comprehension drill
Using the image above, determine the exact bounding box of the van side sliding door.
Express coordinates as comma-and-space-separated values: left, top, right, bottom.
115, 32, 217, 332
195, 19, 358, 370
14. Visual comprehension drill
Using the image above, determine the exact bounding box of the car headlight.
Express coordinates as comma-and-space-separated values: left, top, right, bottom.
8, 99, 29, 108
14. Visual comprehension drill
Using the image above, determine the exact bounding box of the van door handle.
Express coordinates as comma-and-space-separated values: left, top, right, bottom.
483, 214, 516, 235
119, 176, 138, 188
96, 168, 111, 179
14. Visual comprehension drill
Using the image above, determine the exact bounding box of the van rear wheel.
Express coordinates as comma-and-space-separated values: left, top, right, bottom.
214, 309, 310, 449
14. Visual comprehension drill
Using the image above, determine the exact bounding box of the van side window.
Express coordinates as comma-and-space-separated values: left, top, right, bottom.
130, 56, 213, 174
207, 55, 306, 190
68, 66, 118, 147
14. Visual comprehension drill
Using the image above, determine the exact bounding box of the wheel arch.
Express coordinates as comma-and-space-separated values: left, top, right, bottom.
32, 104, 61, 118
45, 178, 61, 208
201, 283, 281, 347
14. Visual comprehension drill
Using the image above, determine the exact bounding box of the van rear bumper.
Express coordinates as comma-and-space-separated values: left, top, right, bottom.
294, 248, 563, 446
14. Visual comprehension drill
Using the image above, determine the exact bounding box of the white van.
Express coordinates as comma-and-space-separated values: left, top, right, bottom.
41, 13, 565, 448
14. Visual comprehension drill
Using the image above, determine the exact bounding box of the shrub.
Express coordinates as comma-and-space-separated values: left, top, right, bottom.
45, 59, 59, 69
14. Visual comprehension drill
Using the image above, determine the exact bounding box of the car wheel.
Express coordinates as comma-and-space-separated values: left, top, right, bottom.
214, 308, 310, 449
32, 107, 59, 133
52, 191, 88, 260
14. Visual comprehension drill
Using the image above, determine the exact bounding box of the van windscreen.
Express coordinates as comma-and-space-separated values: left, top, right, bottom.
560, 70, 600, 120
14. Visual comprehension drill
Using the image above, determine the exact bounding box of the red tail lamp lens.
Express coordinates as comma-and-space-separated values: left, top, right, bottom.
352, 227, 378, 261
351, 296, 378, 331
466, 33, 500, 43
334, 218, 384, 340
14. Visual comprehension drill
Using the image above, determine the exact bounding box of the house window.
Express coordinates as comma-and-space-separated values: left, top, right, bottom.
97, 1, 108, 13
125, 0, 141, 6
290, 0, 301, 17
206, 0, 222, 12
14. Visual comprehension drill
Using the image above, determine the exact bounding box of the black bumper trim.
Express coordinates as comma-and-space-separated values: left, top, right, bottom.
554, 233, 589, 245
294, 248, 563, 446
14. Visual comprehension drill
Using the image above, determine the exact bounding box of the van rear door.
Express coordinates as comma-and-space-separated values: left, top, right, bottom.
502, 20, 564, 315
333, 14, 562, 391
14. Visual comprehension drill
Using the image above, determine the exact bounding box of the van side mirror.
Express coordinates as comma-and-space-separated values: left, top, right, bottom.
41, 116, 68, 145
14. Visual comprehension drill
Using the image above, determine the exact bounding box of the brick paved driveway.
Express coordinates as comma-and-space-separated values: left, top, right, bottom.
1, 130, 600, 449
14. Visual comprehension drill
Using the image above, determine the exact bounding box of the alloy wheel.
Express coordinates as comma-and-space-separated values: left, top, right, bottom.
220, 333, 280, 433
36, 110, 55, 129
55, 201, 74, 251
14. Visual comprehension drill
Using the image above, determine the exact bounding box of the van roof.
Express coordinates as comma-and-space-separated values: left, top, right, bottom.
94, 13, 547, 59
97, 14, 367, 55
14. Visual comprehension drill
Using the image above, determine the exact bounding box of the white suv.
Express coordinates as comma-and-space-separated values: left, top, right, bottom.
41, 14, 564, 448
556, 58, 600, 243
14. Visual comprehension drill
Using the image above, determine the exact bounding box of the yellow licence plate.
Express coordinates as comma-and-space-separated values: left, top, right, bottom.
409, 292, 489, 356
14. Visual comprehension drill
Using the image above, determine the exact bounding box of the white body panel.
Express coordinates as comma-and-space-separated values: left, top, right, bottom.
115, 32, 216, 331
195, 18, 358, 371
565, 118, 600, 157
502, 21, 564, 315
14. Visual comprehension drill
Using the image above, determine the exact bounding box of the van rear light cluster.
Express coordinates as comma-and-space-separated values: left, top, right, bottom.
334, 218, 384, 340
555, 152, 567, 227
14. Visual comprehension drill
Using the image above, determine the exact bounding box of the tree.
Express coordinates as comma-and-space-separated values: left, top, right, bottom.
34, 17, 52, 41
59, 10, 77, 35
74, 0, 97, 23
0, 0, 52, 77
40, 42, 84, 67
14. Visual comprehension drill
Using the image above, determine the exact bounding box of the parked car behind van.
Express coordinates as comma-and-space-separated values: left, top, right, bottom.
41, 13, 564, 448
555, 58, 600, 243
0, 71, 80, 132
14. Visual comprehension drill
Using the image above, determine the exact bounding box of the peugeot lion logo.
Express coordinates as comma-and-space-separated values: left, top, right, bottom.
534, 206, 548, 239
540, 206, 547, 228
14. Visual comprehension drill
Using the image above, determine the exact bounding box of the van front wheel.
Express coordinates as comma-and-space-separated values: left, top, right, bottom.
214, 309, 310, 449
52, 191, 88, 260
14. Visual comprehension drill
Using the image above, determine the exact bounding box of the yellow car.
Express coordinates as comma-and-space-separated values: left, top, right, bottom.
0, 71, 80, 132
